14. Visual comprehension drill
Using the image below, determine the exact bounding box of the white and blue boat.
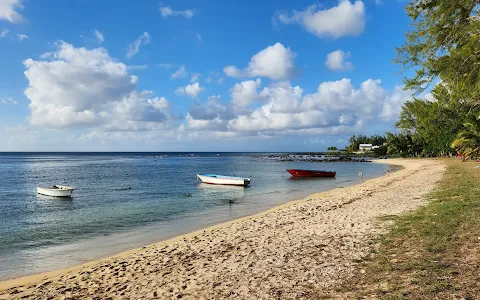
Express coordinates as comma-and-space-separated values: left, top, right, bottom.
197, 174, 251, 186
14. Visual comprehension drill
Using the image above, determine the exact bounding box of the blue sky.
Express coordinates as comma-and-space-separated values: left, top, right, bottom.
0, 0, 414, 151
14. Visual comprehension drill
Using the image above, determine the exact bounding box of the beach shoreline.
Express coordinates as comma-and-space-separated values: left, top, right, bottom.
0, 158, 444, 299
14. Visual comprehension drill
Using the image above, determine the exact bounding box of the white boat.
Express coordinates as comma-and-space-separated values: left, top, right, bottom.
37, 185, 74, 197
197, 174, 251, 186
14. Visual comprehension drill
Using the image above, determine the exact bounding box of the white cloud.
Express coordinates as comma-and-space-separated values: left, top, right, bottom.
381, 85, 414, 119
0, 97, 17, 104
275, 0, 366, 39
0, 28, 8, 38
171, 65, 187, 79
159, 6, 195, 19
94, 29, 104, 43
230, 78, 262, 107
0, 0, 24, 23
16, 33, 28, 41
188, 95, 233, 121
195, 33, 202, 42
126, 32, 151, 59
223, 42, 296, 80
325, 50, 353, 71
186, 78, 412, 136
23, 41, 172, 129
190, 73, 201, 83
175, 82, 204, 97
186, 79, 262, 122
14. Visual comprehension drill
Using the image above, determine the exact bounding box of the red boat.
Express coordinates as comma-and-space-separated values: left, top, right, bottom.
286, 169, 336, 178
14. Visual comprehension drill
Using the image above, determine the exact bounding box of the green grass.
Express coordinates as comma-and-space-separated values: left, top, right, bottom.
322, 159, 480, 299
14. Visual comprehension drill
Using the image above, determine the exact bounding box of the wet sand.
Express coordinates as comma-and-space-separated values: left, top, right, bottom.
0, 159, 445, 299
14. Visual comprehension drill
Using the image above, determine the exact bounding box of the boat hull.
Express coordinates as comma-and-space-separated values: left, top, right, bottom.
37, 186, 74, 197
286, 169, 336, 178
197, 174, 251, 186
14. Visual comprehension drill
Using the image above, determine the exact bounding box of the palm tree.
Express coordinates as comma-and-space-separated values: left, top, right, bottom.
451, 114, 480, 160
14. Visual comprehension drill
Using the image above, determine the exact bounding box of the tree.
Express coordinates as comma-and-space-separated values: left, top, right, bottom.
327, 146, 338, 151
396, 84, 466, 155
451, 114, 480, 159
373, 145, 388, 156
395, 0, 480, 105
385, 132, 423, 157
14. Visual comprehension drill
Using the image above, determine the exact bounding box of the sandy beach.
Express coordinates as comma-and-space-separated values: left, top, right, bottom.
0, 159, 445, 299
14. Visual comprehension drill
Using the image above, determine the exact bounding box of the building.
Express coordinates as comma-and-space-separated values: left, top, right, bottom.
359, 144, 373, 151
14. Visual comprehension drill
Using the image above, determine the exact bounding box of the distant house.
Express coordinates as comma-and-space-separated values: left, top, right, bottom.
359, 144, 373, 151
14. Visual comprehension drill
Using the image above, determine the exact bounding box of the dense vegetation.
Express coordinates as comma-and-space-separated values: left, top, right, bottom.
394, 0, 480, 159
342, 0, 480, 159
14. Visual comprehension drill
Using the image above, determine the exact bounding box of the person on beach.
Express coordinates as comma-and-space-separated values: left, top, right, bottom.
386, 169, 390, 176
359, 170, 363, 182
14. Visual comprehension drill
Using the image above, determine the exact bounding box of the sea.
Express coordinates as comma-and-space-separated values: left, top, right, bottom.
0, 152, 395, 280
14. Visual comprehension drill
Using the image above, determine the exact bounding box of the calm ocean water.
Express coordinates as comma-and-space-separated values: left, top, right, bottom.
0, 153, 394, 280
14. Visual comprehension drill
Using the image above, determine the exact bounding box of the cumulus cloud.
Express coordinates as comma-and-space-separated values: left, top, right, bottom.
175, 82, 204, 97
0, 0, 24, 23
325, 50, 353, 71
126, 32, 150, 59
185, 79, 265, 127
230, 78, 262, 107
223, 43, 296, 80
189, 96, 234, 121
186, 78, 412, 137
275, 0, 366, 39
159, 6, 195, 19
23, 41, 171, 130
171, 65, 187, 79
94, 29, 104, 43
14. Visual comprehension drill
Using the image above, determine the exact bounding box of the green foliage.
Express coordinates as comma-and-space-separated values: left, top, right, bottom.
393, 0, 480, 157
385, 132, 423, 157
451, 113, 480, 159
327, 146, 338, 151
396, 84, 466, 156
395, 0, 480, 101
373, 145, 388, 156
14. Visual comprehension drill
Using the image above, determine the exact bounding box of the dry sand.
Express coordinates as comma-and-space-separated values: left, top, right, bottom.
0, 159, 445, 299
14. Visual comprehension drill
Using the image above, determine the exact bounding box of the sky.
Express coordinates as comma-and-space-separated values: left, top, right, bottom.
0, 0, 416, 152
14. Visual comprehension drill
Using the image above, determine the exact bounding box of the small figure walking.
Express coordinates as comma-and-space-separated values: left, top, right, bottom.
359, 170, 364, 182
386, 169, 390, 176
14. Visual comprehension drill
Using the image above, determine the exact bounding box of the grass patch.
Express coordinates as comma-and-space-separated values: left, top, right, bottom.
322, 159, 480, 299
